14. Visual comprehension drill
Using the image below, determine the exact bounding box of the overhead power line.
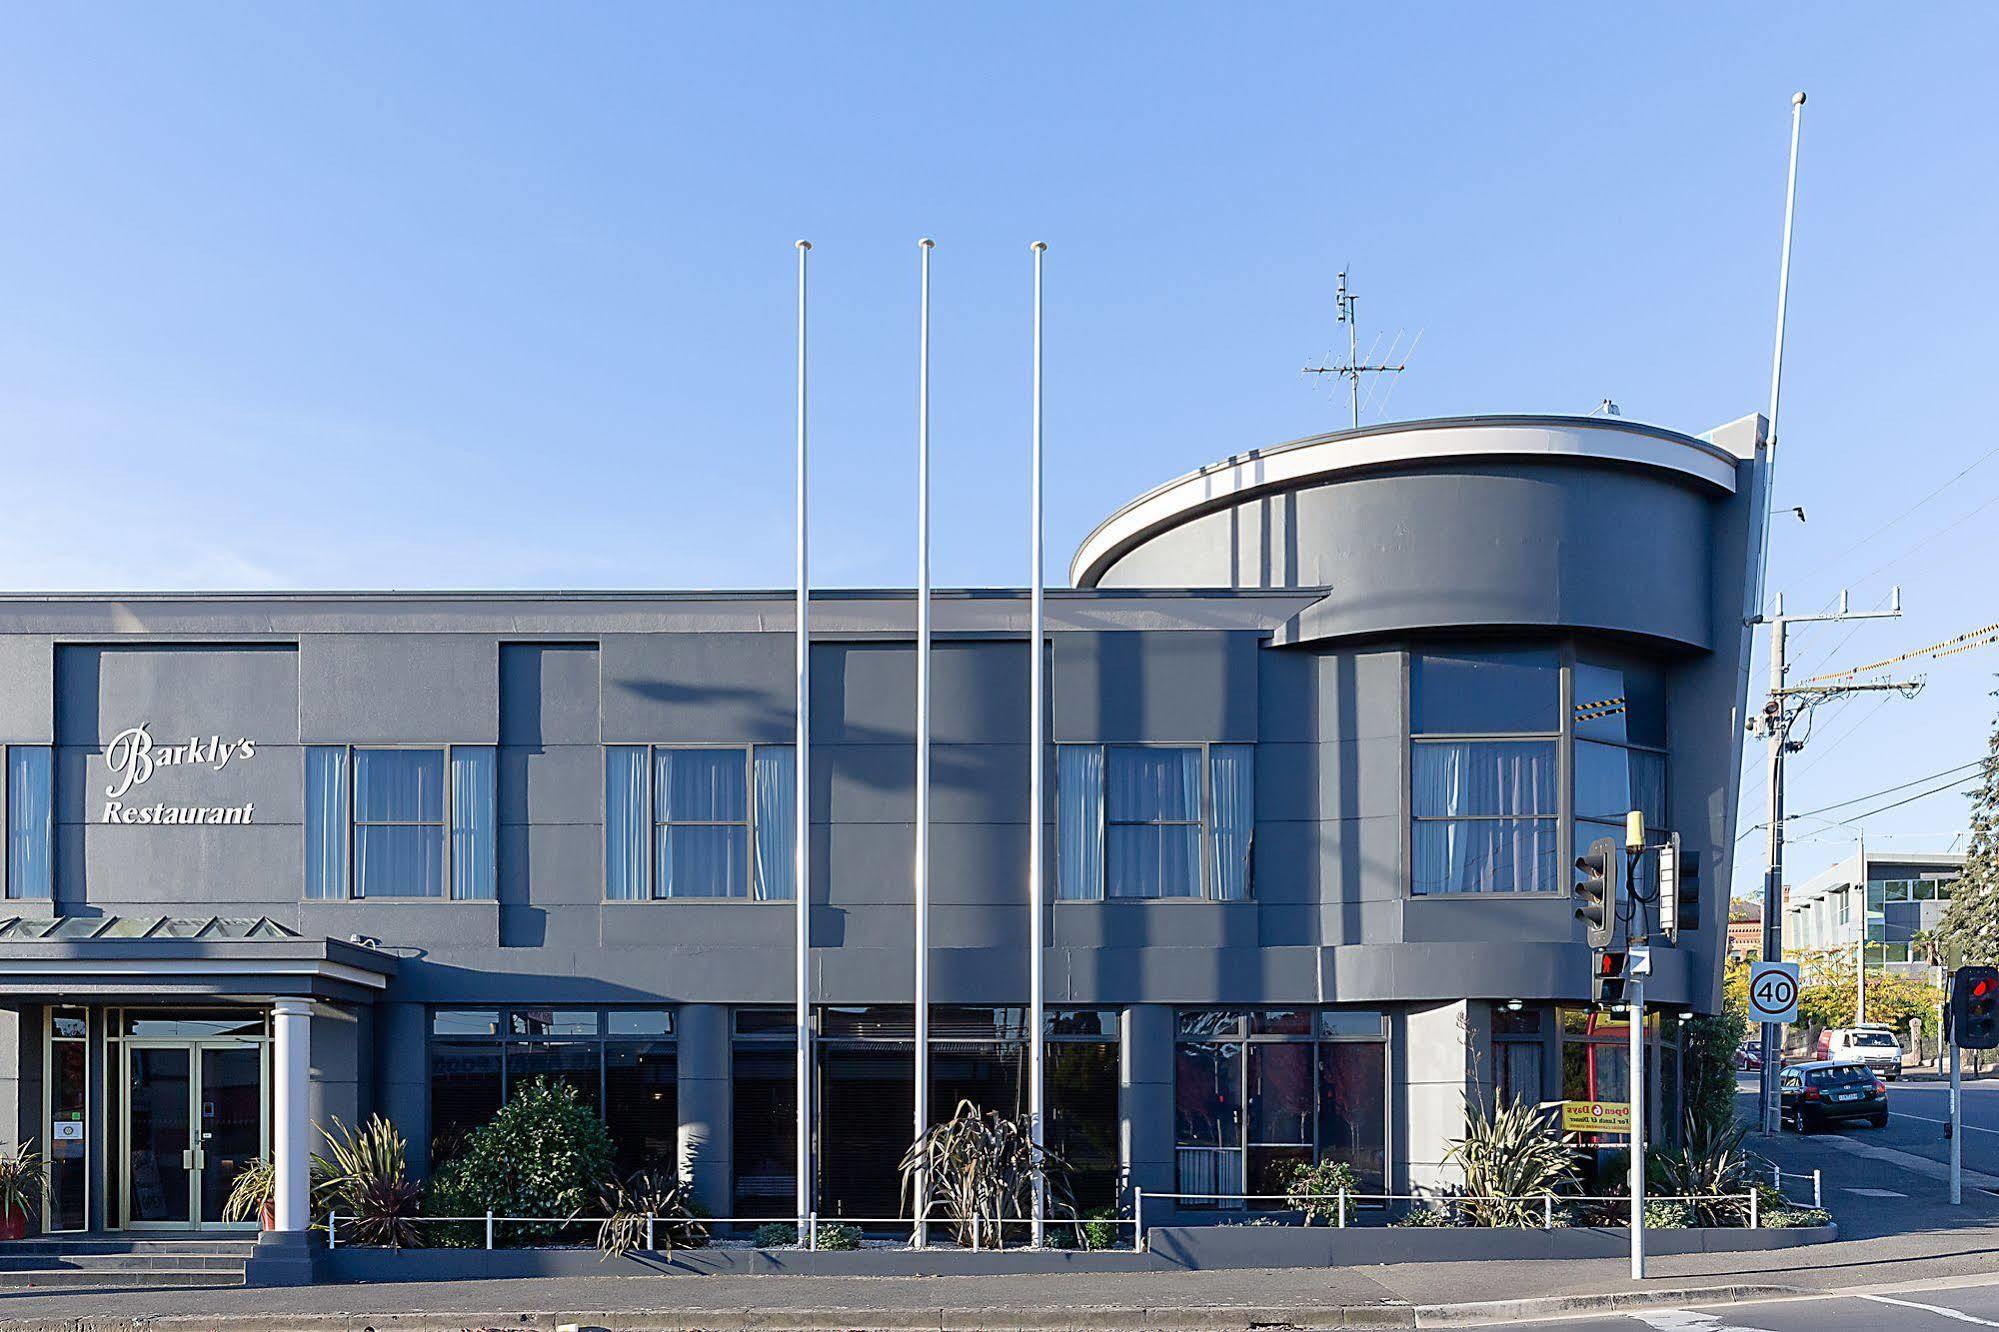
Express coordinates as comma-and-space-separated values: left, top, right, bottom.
1795, 618, 1999, 689
1833, 771, 1985, 825
1785, 756, 1991, 821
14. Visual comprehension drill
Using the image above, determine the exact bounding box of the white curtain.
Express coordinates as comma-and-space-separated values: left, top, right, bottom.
1057, 745, 1104, 900
1107, 747, 1200, 899
752, 745, 796, 901
6, 747, 52, 901
1412, 740, 1556, 818
450, 747, 497, 901
1209, 745, 1254, 901
1175, 1148, 1244, 1208
655, 749, 748, 898
604, 747, 649, 901
303, 746, 349, 900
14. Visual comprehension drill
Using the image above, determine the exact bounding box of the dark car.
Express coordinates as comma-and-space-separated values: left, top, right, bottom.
1780, 1060, 1888, 1133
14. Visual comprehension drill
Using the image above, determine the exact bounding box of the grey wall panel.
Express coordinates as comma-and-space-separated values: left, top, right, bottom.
820, 742, 1032, 825
1096, 463, 1715, 652
0, 637, 52, 742
499, 643, 600, 746
1256, 739, 1402, 822
1052, 632, 1258, 742
593, 903, 794, 950
498, 745, 601, 826
298, 902, 499, 952
497, 822, 602, 906
63, 824, 302, 907
299, 636, 496, 742
1049, 902, 1261, 951
601, 633, 792, 743
812, 642, 1029, 745
56, 644, 298, 746
1400, 895, 1575, 945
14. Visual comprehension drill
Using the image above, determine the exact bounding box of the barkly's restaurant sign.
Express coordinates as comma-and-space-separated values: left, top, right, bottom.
101, 724, 258, 825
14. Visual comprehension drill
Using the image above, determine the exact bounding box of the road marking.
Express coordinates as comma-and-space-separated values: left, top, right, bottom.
1627, 1311, 1765, 1331
1841, 1186, 1907, 1197
1863, 1293, 1999, 1326
1889, 1109, 1999, 1135
1811, 1132, 1999, 1189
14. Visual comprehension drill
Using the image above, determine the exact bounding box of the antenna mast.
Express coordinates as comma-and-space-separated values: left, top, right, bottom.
1303, 268, 1408, 429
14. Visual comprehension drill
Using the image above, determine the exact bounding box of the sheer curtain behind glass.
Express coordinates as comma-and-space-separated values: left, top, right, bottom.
1057, 745, 1104, 900
605, 747, 648, 901
1410, 741, 1556, 894
655, 748, 748, 898
752, 746, 795, 901
450, 747, 497, 901
5, 747, 51, 900
1106, 747, 1200, 898
1209, 745, 1253, 901
304, 747, 349, 900
353, 749, 446, 898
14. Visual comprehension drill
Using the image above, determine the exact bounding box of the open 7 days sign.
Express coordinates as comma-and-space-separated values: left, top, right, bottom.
100, 723, 258, 826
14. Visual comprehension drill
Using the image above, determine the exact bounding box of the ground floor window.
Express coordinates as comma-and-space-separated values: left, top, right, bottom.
426, 1007, 676, 1175
732, 1008, 797, 1218
1558, 1007, 1678, 1147
1174, 1008, 1387, 1206
1493, 1006, 1546, 1108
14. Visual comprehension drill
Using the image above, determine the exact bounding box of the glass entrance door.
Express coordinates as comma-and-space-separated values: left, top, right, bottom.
124, 1040, 266, 1229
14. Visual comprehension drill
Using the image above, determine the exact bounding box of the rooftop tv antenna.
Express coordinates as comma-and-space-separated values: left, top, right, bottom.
1302, 268, 1411, 430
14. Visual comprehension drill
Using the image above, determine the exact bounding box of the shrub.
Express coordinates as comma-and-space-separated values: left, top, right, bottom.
427, 1077, 615, 1246
1077, 1208, 1122, 1251
1763, 1205, 1830, 1228
0, 1141, 43, 1224
595, 1169, 708, 1257
1285, 1159, 1361, 1226
1445, 1098, 1578, 1228
1392, 1202, 1459, 1227
899, 1098, 1073, 1249
754, 1222, 798, 1248
313, 1116, 422, 1249
814, 1221, 862, 1250
1647, 1114, 1757, 1228
1644, 1201, 1696, 1230
221, 1156, 275, 1226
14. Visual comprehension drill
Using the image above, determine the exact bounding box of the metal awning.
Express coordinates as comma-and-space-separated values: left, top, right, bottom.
0, 916, 397, 1003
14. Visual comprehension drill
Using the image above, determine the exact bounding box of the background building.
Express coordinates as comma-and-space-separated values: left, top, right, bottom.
1785, 849, 1963, 974
0, 412, 1763, 1244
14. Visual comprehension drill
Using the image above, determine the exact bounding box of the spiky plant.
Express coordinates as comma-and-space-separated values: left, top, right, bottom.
1648, 1112, 1756, 1228
899, 1098, 1073, 1248
1444, 1097, 1578, 1228
312, 1115, 422, 1248
595, 1169, 707, 1257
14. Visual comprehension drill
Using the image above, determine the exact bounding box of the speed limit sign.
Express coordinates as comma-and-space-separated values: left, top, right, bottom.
1748, 960, 1800, 1024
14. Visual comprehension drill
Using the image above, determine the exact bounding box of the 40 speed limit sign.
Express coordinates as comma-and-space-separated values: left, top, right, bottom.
1748, 960, 1800, 1024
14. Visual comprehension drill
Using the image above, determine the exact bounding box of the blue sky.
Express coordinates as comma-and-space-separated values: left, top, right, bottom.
1, 5, 1995, 897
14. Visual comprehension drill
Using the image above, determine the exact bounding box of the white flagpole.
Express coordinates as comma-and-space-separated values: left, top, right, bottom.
914, 238, 935, 1246
793, 238, 813, 1234
1028, 240, 1048, 1246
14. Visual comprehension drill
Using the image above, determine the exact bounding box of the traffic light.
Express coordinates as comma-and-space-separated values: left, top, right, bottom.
1952, 966, 1999, 1050
1574, 836, 1618, 949
1591, 948, 1629, 1008
1657, 834, 1701, 942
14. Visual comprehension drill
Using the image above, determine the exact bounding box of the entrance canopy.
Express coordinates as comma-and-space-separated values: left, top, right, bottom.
0, 915, 396, 1004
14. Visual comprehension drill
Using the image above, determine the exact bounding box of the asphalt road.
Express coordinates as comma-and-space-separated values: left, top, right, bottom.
1524, 1276, 1999, 1329
1737, 1072, 1999, 1180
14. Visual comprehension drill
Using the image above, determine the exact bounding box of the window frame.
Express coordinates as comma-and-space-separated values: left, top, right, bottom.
1172, 1007, 1390, 1207
1056, 741, 1252, 903
4, 743, 54, 901
307, 743, 495, 903
605, 743, 794, 903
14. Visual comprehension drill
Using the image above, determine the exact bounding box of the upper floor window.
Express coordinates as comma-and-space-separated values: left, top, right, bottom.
1410, 650, 1560, 895
1572, 658, 1669, 910
5, 746, 52, 900
305, 745, 496, 900
1057, 743, 1253, 901
605, 745, 794, 900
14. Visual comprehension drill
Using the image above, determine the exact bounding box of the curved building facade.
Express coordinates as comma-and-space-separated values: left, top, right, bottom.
0, 412, 1765, 1250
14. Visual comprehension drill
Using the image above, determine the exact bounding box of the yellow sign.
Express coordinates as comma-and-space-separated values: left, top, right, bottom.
1561, 1100, 1632, 1133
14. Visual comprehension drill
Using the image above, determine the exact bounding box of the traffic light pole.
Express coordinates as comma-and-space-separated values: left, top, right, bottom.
1629, 970, 1647, 1278
1952, 1029, 1963, 1205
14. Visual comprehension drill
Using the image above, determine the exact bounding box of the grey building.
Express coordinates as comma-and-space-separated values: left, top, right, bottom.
0, 412, 1764, 1249
1785, 850, 1962, 972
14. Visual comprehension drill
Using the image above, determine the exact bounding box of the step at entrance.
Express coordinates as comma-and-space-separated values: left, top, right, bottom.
0, 1237, 250, 1288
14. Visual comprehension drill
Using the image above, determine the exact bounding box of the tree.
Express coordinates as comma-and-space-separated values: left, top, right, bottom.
1938, 694, 1999, 964
1794, 949, 1945, 1047
427, 1077, 615, 1245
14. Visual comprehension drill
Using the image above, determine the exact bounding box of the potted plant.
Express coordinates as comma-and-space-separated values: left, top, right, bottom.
222, 1156, 277, 1230
0, 1141, 45, 1241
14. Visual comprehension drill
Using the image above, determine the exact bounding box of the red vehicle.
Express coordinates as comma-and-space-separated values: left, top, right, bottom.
1733, 1042, 1763, 1072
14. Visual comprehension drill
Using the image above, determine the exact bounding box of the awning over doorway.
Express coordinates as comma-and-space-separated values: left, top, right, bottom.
0, 915, 396, 1003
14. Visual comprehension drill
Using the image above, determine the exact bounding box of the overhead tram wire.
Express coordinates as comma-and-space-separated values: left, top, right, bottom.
1821, 771, 1986, 826
1785, 755, 1990, 822
1787, 437, 1999, 589
1794, 617, 1999, 689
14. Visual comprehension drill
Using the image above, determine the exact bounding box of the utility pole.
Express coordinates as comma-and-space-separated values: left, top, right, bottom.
1301, 270, 1410, 429
1855, 827, 1866, 1026
1753, 590, 1916, 1133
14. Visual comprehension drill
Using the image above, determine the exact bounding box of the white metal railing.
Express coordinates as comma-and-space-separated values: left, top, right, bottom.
1766, 1162, 1823, 1209
1129, 1188, 1763, 1252
322, 1210, 1141, 1252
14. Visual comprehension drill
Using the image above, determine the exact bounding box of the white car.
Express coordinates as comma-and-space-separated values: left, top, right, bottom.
1817, 1025, 1904, 1080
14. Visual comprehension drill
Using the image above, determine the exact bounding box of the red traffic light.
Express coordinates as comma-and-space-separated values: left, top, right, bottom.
1975, 978, 1995, 999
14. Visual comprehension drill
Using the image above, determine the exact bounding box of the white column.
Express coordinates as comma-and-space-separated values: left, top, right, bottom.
272, 997, 312, 1233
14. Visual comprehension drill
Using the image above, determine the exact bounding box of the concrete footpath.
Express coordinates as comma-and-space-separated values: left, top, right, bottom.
1, 1128, 1991, 1331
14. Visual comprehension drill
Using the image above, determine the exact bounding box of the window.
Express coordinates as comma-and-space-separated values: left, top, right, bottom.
606, 746, 795, 900
732, 1009, 797, 1218
1173, 1008, 1386, 1205
1493, 1007, 1545, 1109
1045, 1010, 1120, 1214
426, 1007, 674, 1173
6, 746, 52, 900
1056, 744, 1253, 900
304, 745, 495, 900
